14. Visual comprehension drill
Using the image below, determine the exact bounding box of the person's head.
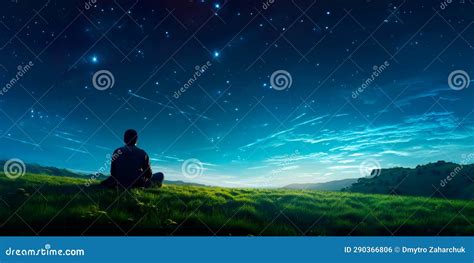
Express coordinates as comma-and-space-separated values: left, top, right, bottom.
124, 129, 138, 146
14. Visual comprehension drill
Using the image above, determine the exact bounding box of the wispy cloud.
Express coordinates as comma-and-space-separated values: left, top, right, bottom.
226, 109, 474, 187
60, 146, 89, 154
128, 91, 212, 120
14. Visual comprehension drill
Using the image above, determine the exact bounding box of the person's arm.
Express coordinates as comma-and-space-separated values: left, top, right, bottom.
110, 149, 119, 179
142, 153, 152, 180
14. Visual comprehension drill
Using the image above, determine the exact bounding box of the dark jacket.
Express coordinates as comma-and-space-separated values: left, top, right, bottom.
110, 145, 152, 188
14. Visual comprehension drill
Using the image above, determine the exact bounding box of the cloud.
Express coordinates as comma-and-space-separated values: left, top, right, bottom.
380, 150, 411, 157
229, 109, 474, 187
291, 112, 306, 122
328, 165, 359, 170
394, 85, 452, 107
53, 133, 83, 144
338, 159, 355, 163
60, 146, 89, 154
246, 165, 269, 170
129, 91, 212, 120
239, 114, 329, 150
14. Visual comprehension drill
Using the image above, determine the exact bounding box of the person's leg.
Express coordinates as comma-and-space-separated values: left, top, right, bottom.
100, 176, 117, 188
151, 172, 164, 187
132, 176, 148, 188
132, 173, 164, 188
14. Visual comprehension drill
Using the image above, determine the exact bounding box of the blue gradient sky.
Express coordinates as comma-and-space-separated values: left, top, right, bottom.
0, 0, 473, 187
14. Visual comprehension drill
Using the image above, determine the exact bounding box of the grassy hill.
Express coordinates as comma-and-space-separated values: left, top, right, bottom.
1, 172, 473, 236
284, 178, 358, 191
344, 161, 474, 199
0, 160, 81, 178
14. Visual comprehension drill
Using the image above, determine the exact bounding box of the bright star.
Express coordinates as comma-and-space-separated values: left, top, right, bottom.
214, 3, 220, 9
213, 51, 220, 58
91, 56, 98, 63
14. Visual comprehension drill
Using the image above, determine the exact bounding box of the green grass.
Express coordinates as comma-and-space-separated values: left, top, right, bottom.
0, 173, 473, 236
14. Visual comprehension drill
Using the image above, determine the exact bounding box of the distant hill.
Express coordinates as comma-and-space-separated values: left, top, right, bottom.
0, 160, 82, 178
343, 161, 474, 200
0, 160, 206, 187
3, 160, 472, 199
284, 178, 358, 191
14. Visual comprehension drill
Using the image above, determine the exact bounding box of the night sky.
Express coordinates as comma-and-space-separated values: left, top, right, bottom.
0, 0, 473, 187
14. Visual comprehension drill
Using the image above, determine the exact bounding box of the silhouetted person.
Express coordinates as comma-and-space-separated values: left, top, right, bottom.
101, 129, 164, 189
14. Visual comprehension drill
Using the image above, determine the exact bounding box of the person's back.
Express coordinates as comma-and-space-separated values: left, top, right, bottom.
101, 129, 164, 189
111, 145, 150, 188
